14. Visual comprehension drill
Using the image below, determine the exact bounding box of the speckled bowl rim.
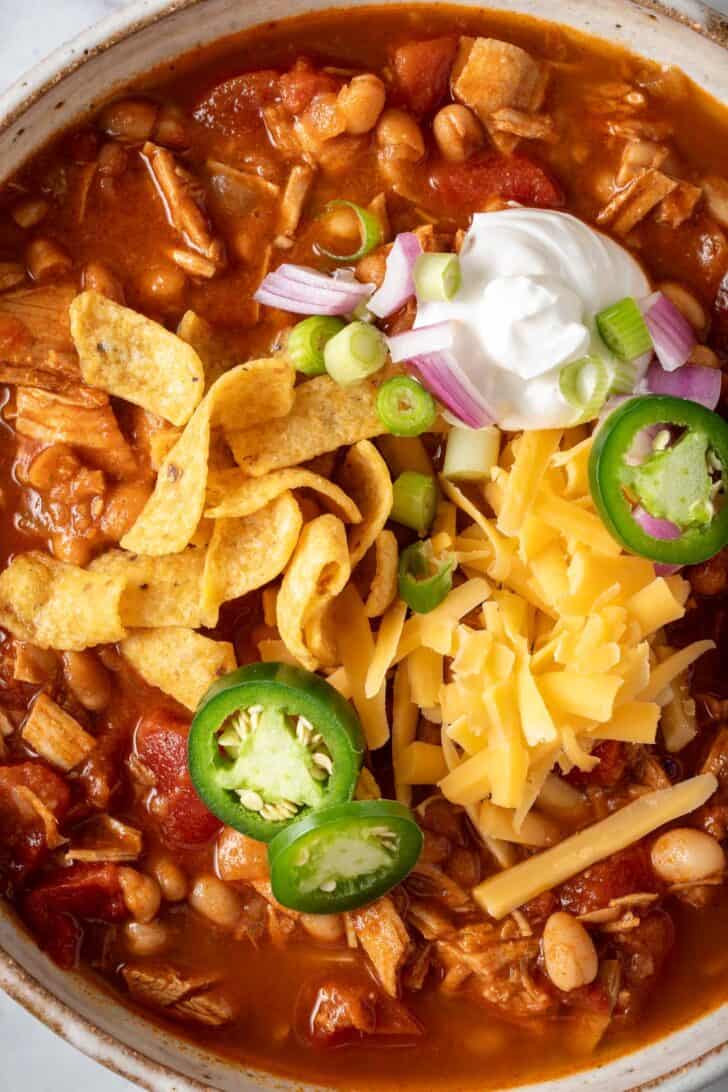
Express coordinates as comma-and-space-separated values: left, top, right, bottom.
1, 1, 728, 1090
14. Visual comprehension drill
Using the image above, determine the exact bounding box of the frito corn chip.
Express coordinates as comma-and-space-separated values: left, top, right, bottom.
177, 310, 239, 388
364, 530, 399, 617
276, 514, 351, 671
121, 359, 295, 557
338, 440, 393, 567
89, 546, 214, 628
0, 552, 126, 651
202, 492, 302, 617
70, 291, 205, 426
121, 627, 236, 711
228, 367, 402, 476
205, 466, 362, 523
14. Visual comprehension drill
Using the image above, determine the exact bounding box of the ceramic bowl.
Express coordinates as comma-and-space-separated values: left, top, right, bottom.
1, 1, 727, 1089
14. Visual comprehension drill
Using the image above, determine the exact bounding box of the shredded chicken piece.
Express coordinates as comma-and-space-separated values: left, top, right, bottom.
490, 107, 556, 141
597, 168, 678, 235
22, 693, 96, 772
16, 386, 137, 480
0, 283, 75, 349
277, 164, 316, 238
143, 142, 224, 268
65, 814, 143, 863
655, 180, 702, 227
627, 745, 672, 791
262, 105, 301, 158
407, 862, 474, 912
451, 37, 548, 153
0, 262, 26, 292
169, 248, 218, 279
123, 961, 237, 1025
13, 642, 58, 685
617, 140, 670, 186
10, 785, 67, 849
349, 896, 411, 997
436, 932, 551, 1015
406, 899, 456, 941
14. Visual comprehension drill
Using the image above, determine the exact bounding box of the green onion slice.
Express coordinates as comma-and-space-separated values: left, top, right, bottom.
319, 200, 383, 262
390, 471, 439, 535
287, 316, 346, 377
376, 376, 437, 437
443, 426, 501, 483
398, 540, 454, 614
609, 359, 638, 395
596, 297, 653, 361
324, 321, 388, 386
414, 253, 462, 303
559, 355, 611, 423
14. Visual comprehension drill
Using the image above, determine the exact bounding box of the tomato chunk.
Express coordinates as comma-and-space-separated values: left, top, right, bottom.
193, 70, 280, 135
429, 153, 564, 212
279, 59, 339, 116
0, 761, 71, 818
566, 741, 627, 789
22, 863, 127, 968
135, 710, 221, 846
558, 843, 659, 915
0, 762, 72, 887
391, 37, 458, 117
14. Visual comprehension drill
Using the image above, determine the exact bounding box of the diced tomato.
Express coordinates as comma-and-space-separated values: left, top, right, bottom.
22, 862, 127, 968
429, 153, 564, 212
0, 762, 71, 818
193, 70, 280, 136
279, 59, 339, 116
300, 971, 422, 1047
566, 741, 627, 789
558, 843, 659, 916
391, 37, 458, 117
135, 710, 221, 847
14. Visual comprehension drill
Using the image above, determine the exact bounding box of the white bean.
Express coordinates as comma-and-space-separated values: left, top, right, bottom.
542, 911, 598, 992
651, 828, 725, 885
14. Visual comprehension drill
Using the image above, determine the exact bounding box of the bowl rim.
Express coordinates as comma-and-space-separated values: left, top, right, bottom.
1, 2, 728, 1091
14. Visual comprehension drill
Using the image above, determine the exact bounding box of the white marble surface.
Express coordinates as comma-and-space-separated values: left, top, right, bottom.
1, 1, 728, 1090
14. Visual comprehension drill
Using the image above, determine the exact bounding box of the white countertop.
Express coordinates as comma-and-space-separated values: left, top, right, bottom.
1, 1, 728, 1090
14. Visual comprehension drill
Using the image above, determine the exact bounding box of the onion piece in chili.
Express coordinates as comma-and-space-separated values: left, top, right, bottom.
254, 264, 373, 316
642, 291, 696, 373
646, 361, 721, 411
368, 232, 423, 318
387, 321, 495, 430
633, 505, 681, 541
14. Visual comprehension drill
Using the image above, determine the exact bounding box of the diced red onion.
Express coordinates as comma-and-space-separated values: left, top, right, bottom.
642, 291, 696, 373
633, 505, 681, 541
654, 563, 683, 576
646, 361, 721, 410
254, 264, 373, 316
368, 233, 423, 319
387, 322, 495, 430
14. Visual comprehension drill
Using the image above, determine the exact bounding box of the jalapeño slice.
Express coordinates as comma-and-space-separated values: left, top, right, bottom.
188, 663, 365, 843
589, 395, 728, 566
268, 799, 423, 913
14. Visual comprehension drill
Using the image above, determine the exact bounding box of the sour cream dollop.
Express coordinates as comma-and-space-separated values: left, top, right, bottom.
415, 209, 651, 430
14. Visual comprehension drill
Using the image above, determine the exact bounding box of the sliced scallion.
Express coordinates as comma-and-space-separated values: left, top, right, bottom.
443, 425, 501, 483
609, 358, 638, 395
398, 540, 454, 614
596, 297, 653, 361
319, 200, 383, 262
376, 376, 437, 437
324, 321, 388, 386
413, 252, 462, 303
390, 471, 439, 535
287, 316, 346, 377
559, 355, 611, 423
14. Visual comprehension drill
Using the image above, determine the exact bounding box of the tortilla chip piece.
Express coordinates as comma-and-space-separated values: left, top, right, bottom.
228, 367, 402, 476
70, 291, 205, 427
0, 552, 126, 651
121, 627, 236, 711
364, 530, 399, 618
121, 360, 295, 556
276, 514, 351, 671
205, 466, 362, 523
201, 492, 302, 617
338, 441, 393, 567
89, 546, 213, 629
177, 311, 239, 388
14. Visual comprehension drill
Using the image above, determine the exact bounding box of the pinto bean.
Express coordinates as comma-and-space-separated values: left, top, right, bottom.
432, 104, 484, 163
12, 199, 49, 230
376, 108, 425, 162
189, 874, 243, 930
119, 868, 162, 924
26, 238, 72, 282
137, 265, 187, 312
124, 921, 169, 956
542, 911, 598, 992
651, 828, 726, 885
338, 74, 386, 135
99, 98, 158, 143
300, 914, 345, 943
82, 261, 125, 303
149, 855, 188, 902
